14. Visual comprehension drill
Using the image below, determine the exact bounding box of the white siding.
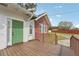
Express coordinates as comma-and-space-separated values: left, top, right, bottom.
23, 20, 35, 42
0, 6, 26, 48
0, 15, 7, 49
0, 5, 35, 49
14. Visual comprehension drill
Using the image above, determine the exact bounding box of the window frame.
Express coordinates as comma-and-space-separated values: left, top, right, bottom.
29, 23, 33, 34
40, 23, 46, 33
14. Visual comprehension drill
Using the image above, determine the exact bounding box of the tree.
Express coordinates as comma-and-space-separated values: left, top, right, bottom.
58, 21, 73, 30
25, 3, 37, 12
18, 3, 37, 12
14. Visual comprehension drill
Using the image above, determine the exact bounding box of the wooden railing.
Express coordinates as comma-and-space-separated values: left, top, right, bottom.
35, 32, 58, 44
70, 36, 79, 56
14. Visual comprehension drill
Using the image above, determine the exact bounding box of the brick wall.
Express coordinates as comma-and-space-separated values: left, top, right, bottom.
35, 16, 49, 42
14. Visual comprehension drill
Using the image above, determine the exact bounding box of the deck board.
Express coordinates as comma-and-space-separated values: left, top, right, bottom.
0, 40, 75, 56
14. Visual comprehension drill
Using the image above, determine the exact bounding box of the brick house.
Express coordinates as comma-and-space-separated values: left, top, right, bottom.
34, 13, 51, 42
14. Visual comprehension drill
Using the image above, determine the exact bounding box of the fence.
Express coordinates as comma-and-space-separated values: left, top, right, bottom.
39, 33, 57, 44
70, 36, 79, 55
36, 32, 73, 45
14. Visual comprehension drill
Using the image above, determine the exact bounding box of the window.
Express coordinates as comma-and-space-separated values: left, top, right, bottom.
40, 24, 43, 33
40, 24, 46, 33
29, 24, 33, 34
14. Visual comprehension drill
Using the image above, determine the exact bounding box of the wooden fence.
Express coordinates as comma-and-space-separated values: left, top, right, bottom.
70, 36, 79, 56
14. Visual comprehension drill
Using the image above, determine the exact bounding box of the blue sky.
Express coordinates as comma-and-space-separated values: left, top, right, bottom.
35, 3, 79, 27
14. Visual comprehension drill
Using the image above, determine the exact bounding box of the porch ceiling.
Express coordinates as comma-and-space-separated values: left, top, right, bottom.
0, 3, 33, 20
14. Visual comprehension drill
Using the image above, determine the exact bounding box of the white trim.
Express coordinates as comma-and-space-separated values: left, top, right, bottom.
7, 18, 25, 46
7, 18, 12, 46
26, 13, 34, 21
35, 12, 47, 20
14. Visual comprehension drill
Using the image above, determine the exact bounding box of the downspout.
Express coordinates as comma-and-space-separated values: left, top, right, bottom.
43, 24, 44, 43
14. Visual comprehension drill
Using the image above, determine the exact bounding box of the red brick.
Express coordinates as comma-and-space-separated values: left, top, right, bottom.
35, 16, 49, 42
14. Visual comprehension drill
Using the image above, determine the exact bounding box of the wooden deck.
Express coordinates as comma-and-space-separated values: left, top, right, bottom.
0, 40, 75, 56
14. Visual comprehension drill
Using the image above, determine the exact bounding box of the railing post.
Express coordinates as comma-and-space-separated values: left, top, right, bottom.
55, 33, 58, 45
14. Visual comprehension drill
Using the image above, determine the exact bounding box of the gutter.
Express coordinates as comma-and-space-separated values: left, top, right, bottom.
27, 13, 34, 20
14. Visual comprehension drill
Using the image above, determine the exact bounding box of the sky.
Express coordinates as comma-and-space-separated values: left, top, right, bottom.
35, 3, 79, 28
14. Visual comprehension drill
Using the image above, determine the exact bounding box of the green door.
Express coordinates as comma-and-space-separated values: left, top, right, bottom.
12, 20, 23, 45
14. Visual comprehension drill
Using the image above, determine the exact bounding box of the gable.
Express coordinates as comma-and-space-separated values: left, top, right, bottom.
35, 13, 51, 27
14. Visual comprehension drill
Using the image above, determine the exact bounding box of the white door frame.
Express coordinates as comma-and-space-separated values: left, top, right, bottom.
7, 18, 12, 46
7, 18, 24, 46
